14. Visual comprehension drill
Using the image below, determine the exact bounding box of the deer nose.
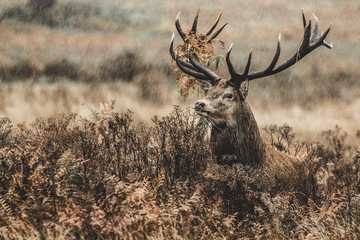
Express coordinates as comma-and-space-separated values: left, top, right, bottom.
195, 101, 205, 111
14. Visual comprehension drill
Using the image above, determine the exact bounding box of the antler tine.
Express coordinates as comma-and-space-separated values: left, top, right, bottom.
175, 12, 186, 41
311, 13, 319, 42
206, 12, 222, 36
225, 43, 238, 79
267, 34, 281, 71
302, 8, 307, 28
169, 32, 176, 60
248, 11, 332, 81
169, 33, 198, 71
319, 25, 333, 49
302, 20, 312, 50
243, 50, 252, 76
207, 23, 228, 43
188, 45, 221, 83
191, 9, 200, 34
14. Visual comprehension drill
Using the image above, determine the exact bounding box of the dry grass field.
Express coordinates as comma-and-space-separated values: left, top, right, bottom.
0, 0, 359, 239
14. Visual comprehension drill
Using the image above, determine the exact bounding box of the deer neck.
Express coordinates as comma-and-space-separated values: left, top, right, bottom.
211, 101, 265, 166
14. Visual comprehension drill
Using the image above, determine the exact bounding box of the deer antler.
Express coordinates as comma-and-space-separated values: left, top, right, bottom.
170, 10, 227, 85
227, 9, 332, 86
175, 9, 228, 43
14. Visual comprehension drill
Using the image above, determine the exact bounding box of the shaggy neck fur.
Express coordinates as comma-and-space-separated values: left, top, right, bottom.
210, 101, 265, 166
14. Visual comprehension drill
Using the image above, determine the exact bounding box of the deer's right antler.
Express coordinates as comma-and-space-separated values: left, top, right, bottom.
175, 9, 227, 43
170, 10, 227, 85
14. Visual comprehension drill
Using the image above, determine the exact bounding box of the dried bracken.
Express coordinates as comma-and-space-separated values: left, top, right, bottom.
0, 105, 359, 238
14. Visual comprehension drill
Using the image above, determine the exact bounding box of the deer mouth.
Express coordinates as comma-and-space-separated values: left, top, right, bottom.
195, 109, 211, 117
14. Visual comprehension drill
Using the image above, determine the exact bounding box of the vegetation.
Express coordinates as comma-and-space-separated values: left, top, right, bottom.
0, 108, 359, 239
28, 0, 56, 12
0, 0, 359, 238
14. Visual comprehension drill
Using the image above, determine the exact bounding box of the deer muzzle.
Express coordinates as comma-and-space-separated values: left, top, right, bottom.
195, 100, 211, 117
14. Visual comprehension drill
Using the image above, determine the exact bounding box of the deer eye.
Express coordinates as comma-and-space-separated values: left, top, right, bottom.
225, 93, 233, 99
212, 94, 220, 99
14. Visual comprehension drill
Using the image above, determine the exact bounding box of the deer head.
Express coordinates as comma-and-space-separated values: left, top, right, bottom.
170, 10, 332, 130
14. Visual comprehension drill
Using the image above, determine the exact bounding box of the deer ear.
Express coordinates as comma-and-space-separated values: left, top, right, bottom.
239, 79, 249, 100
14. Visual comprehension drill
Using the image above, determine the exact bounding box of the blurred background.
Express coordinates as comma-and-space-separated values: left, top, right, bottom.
0, 0, 359, 141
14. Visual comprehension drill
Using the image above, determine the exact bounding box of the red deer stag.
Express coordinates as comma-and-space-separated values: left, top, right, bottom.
169, 10, 332, 188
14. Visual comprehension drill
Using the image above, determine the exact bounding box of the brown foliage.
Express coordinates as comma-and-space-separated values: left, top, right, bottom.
0, 107, 216, 238
0, 107, 359, 238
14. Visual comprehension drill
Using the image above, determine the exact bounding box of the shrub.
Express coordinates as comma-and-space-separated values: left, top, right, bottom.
0, 117, 12, 148
0, 2, 128, 31
100, 50, 148, 82
0, 54, 172, 83
0, 60, 40, 81
263, 123, 296, 154
44, 59, 79, 81
28, 0, 56, 12
135, 70, 166, 104
0, 109, 359, 239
